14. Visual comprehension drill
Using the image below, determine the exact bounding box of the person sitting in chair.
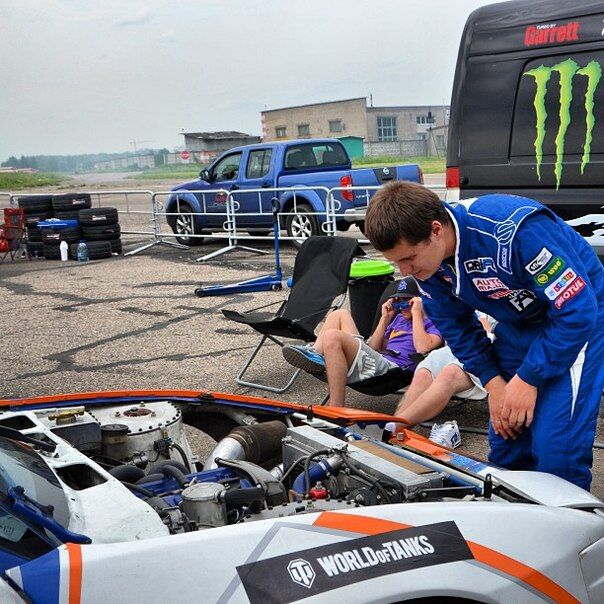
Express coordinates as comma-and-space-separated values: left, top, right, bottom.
282, 276, 443, 407
387, 314, 495, 448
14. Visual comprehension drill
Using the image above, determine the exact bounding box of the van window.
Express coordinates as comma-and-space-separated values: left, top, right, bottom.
511, 52, 604, 187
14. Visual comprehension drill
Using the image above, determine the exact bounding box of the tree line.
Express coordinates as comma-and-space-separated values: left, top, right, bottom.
1, 149, 170, 173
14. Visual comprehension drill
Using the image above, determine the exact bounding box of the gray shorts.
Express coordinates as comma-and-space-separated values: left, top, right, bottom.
347, 337, 398, 383
415, 346, 487, 400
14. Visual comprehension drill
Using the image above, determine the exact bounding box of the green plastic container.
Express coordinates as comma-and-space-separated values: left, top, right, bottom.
349, 259, 395, 338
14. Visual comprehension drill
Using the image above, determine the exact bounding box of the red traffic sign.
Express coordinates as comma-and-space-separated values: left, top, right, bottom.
181, 150, 190, 160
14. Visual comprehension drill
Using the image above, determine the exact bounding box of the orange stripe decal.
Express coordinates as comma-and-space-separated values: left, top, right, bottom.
313, 510, 411, 534
65, 543, 82, 604
313, 512, 579, 604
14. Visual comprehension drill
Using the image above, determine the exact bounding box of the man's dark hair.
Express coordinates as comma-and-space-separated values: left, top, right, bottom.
365, 181, 451, 250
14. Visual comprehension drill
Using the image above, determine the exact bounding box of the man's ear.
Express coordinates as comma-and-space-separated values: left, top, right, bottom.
431, 221, 443, 237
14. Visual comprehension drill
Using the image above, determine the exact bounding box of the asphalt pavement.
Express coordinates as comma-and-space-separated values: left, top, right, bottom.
1, 173, 602, 499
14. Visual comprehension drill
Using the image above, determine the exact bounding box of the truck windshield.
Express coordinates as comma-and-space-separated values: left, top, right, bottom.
0, 437, 70, 532
284, 143, 348, 170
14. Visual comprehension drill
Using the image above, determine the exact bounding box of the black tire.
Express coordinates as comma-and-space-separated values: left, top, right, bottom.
17, 195, 53, 213
25, 211, 54, 228
82, 223, 121, 240
52, 193, 92, 211
43, 244, 62, 260
357, 221, 366, 236
168, 201, 204, 246
78, 207, 119, 226
26, 241, 44, 257
54, 210, 81, 220
26, 227, 42, 242
69, 240, 113, 260
110, 239, 122, 255
336, 221, 351, 232
41, 227, 82, 245
285, 202, 321, 248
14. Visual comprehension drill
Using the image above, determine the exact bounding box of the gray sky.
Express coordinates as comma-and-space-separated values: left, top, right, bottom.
1, 0, 494, 160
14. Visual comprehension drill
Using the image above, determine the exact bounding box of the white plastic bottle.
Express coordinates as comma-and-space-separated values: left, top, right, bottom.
59, 240, 69, 262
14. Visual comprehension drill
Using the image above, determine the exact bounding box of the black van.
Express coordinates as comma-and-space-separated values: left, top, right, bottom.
447, 0, 604, 257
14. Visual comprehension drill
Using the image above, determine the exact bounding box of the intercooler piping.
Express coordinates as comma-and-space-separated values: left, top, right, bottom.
203, 420, 287, 471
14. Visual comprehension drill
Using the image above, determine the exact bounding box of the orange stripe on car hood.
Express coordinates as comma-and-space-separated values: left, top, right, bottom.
65, 543, 82, 604
313, 511, 579, 604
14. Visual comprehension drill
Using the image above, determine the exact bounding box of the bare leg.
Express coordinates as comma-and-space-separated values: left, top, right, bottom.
321, 329, 362, 407
314, 309, 359, 353
395, 364, 474, 426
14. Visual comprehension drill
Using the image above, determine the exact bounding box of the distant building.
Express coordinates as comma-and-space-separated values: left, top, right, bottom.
261, 98, 449, 157
181, 131, 261, 162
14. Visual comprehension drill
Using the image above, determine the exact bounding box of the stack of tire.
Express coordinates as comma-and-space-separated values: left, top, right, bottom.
17, 195, 54, 259
71, 207, 122, 260
40, 194, 91, 260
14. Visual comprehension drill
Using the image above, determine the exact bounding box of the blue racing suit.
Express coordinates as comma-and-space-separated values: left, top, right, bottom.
419, 194, 604, 490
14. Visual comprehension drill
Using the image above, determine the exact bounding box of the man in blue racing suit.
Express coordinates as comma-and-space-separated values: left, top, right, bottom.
365, 181, 604, 490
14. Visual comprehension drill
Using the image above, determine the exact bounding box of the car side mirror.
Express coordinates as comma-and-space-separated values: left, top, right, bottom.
199, 169, 211, 182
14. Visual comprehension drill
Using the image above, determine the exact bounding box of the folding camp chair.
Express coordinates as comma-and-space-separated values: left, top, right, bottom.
0, 208, 25, 264
320, 279, 418, 405
222, 236, 364, 393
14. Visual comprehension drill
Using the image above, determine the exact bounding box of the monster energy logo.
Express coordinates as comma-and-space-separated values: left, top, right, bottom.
524, 58, 602, 188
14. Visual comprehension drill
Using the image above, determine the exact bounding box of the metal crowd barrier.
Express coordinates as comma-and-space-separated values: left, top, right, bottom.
0, 181, 447, 258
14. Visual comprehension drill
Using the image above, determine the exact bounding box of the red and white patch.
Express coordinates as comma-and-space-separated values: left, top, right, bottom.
488, 289, 513, 300
473, 277, 508, 292
554, 276, 585, 309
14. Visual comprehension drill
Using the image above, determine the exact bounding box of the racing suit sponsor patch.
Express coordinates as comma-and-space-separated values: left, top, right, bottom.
464, 257, 495, 274
488, 289, 513, 300
237, 522, 473, 603
472, 277, 508, 292
534, 256, 565, 286
544, 267, 577, 300
525, 247, 553, 275
507, 289, 537, 312
554, 276, 586, 309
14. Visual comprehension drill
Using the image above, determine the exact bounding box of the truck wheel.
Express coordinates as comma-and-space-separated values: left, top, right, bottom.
286, 203, 320, 248
168, 202, 204, 246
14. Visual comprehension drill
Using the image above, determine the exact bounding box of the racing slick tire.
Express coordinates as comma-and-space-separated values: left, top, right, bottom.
78, 207, 119, 227
24, 211, 54, 228
54, 210, 81, 220
17, 195, 53, 213
41, 226, 82, 245
167, 201, 205, 246
69, 240, 113, 260
43, 244, 62, 260
110, 239, 122, 255
26, 241, 44, 257
285, 202, 321, 249
26, 227, 42, 242
82, 223, 121, 240
52, 193, 92, 212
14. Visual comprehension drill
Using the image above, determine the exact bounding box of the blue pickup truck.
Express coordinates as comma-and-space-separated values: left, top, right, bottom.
166, 138, 422, 246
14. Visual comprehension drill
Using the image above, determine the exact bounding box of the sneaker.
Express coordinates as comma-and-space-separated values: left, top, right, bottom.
282, 344, 325, 375
429, 420, 461, 449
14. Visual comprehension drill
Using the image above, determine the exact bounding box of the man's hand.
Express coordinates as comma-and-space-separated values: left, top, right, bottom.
485, 375, 518, 440
500, 374, 537, 433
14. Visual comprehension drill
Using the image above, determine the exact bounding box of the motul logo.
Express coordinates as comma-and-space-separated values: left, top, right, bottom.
525, 22, 580, 47
554, 276, 585, 309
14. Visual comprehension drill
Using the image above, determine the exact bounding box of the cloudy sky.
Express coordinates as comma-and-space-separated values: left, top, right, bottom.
1, 0, 494, 160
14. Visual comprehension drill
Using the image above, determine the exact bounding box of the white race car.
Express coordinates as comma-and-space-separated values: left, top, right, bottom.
0, 389, 602, 603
